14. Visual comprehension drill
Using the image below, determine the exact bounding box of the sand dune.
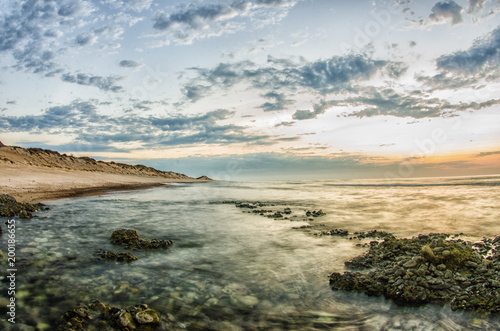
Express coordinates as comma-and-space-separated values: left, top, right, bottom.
0, 145, 210, 202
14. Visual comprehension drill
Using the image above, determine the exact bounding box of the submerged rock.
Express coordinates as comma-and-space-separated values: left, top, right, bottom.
0, 194, 47, 219
110, 229, 173, 250
306, 210, 326, 217
96, 249, 138, 262
329, 234, 500, 315
57, 300, 161, 330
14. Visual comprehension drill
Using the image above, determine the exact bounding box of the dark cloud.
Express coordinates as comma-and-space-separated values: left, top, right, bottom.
184, 54, 391, 101
429, 1, 464, 25
258, 92, 293, 111
0, 101, 269, 150
119, 60, 143, 68
61, 73, 124, 92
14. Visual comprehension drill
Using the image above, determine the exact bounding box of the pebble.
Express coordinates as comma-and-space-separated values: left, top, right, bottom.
236, 295, 259, 307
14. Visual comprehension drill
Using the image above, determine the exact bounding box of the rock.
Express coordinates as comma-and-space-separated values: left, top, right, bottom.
57, 300, 161, 330
329, 234, 500, 315
236, 295, 259, 308
422, 245, 437, 263
118, 311, 136, 329
96, 249, 138, 262
403, 260, 418, 269
0, 194, 46, 218
110, 229, 173, 250
436, 264, 447, 271
135, 309, 160, 324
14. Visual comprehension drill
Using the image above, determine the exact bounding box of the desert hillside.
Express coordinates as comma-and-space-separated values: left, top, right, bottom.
0, 144, 192, 179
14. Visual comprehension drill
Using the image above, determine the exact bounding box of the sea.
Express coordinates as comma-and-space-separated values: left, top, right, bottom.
1, 175, 500, 330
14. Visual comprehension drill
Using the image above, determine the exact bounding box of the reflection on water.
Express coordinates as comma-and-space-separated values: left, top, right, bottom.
1, 176, 500, 330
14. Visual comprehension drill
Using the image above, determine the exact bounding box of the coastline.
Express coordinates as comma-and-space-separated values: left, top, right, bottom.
0, 162, 210, 203
0, 145, 211, 203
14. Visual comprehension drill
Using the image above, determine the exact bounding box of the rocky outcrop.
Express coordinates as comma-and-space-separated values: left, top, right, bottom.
110, 229, 173, 250
0, 194, 47, 218
329, 234, 500, 315
57, 300, 160, 330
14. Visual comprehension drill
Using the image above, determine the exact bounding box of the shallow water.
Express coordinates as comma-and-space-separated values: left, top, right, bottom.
1, 176, 500, 330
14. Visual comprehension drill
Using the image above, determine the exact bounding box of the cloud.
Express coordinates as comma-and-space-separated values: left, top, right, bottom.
420, 26, 500, 90
58, 0, 86, 17
274, 121, 295, 127
119, 60, 143, 68
61, 73, 124, 92
0, 1, 133, 92
437, 26, 500, 73
429, 1, 464, 25
292, 109, 317, 120
103, 0, 153, 12
340, 88, 500, 118
292, 99, 336, 120
151, 0, 297, 45
75, 33, 98, 46
183, 54, 391, 102
0, 101, 270, 150
475, 150, 500, 157
258, 92, 294, 111
467, 0, 486, 13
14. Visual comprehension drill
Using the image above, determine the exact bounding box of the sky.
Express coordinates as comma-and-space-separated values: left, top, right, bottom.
0, 0, 499, 180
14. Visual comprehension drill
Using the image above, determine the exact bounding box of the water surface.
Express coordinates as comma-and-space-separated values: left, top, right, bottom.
1, 176, 500, 330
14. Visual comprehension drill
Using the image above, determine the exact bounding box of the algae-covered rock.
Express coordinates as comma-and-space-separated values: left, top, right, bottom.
0, 194, 47, 219
330, 233, 500, 316
96, 249, 138, 262
110, 229, 173, 250
135, 308, 160, 324
57, 300, 161, 330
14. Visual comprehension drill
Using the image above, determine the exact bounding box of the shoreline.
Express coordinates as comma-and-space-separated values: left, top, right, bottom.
0, 163, 211, 203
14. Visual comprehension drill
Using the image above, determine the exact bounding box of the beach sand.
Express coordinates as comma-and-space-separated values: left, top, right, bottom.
0, 163, 204, 203
0, 145, 209, 202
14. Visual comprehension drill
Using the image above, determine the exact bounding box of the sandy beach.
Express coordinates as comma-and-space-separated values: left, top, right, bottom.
0, 145, 209, 202
0, 163, 205, 203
